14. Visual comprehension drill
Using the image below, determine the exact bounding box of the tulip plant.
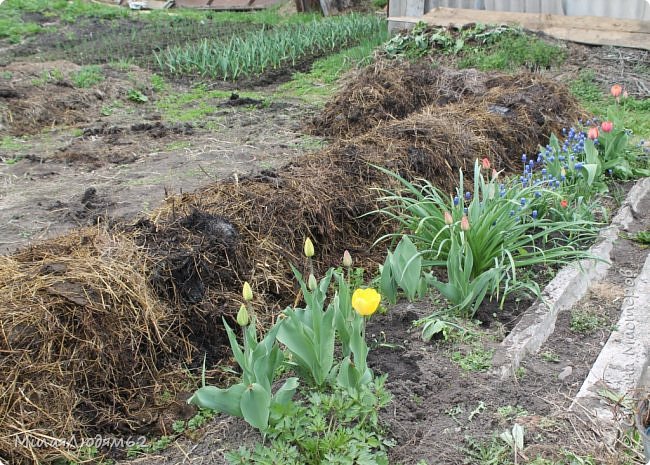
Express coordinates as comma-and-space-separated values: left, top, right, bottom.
190, 241, 383, 437
276, 267, 338, 388
375, 159, 600, 320
188, 316, 298, 431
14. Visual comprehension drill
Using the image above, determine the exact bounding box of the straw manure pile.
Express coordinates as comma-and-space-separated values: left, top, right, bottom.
0, 64, 583, 464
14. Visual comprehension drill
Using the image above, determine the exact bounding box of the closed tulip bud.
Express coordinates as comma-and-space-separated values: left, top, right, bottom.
460, 215, 470, 231
304, 237, 315, 258
587, 127, 599, 140
610, 84, 622, 98
242, 281, 253, 302
481, 157, 490, 169
444, 211, 453, 225
237, 304, 249, 326
601, 121, 613, 133
308, 273, 318, 291
342, 250, 353, 268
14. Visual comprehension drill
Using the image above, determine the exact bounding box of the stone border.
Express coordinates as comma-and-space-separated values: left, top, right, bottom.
571, 246, 650, 422
492, 177, 650, 379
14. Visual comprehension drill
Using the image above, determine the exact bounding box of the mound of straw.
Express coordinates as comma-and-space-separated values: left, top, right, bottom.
0, 65, 583, 464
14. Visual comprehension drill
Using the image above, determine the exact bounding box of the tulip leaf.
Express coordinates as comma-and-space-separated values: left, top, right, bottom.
272, 377, 299, 407
188, 384, 245, 418
241, 383, 271, 431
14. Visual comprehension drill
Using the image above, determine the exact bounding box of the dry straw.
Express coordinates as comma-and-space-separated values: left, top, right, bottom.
0, 63, 583, 463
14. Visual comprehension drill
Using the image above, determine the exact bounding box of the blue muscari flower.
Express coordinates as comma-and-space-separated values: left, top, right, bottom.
570, 155, 575, 161
500, 190, 506, 197
524, 165, 530, 173
548, 156, 555, 162
562, 128, 567, 135
465, 191, 471, 200
510, 210, 515, 216
542, 169, 547, 175
464, 207, 468, 214
453, 196, 459, 205
594, 139, 599, 145
535, 192, 541, 198
521, 198, 526, 206
575, 162, 583, 169
522, 153, 527, 162
499, 184, 504, 190
532, 210, 538, 219
559, 155, 565, 162
529, 160, 534, 167
561, 175, 566, 181
537, 155, 542, 163
608, 169, 613, 175
555, 180, 561, 187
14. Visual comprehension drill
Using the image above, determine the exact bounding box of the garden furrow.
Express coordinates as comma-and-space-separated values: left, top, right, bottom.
492, 176, 650, 378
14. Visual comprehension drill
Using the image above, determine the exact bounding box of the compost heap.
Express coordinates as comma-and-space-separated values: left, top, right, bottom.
0, 63, 583, 464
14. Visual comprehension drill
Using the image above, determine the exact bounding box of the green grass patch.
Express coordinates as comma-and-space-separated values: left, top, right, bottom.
157, 85, 265, 122
385, 23, 565, 71
0, 136, 31, 151
0, 17, 42, 43
156, 14, 385, 80
458, 31, 565, 71
451, 345, 494, 372
71, 65, 104, 88
279, 31, 388, 101
0, 0, 128, 43
570, 309, 608, 334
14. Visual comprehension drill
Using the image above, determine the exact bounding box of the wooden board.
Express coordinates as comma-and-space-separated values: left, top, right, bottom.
389, 6, 650, 50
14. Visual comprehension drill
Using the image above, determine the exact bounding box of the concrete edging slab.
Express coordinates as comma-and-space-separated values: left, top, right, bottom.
492, 177, 650, 379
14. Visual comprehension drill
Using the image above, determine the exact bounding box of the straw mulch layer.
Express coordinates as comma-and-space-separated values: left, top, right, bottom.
0, 64, 583, 464
309, 60, 582, 144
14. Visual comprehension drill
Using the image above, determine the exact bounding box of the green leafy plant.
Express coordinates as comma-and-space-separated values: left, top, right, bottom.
379, 235, 427, 304
630, 230, 650, 245
500, 423, 526, 462
375, 160, 598, 316
569, 309, 607, 334
451, 345, 494, 372
156, 14, 384, 80
277, 267, 338, 388
127, 89, 149, 103
226, 379, 392, 465
188, 318, 298, 431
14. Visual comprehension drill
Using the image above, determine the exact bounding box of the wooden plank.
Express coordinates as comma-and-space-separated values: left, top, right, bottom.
405, 0, 425, 17
420, 7, 650, 33
389, 0, 407, 18
388, 9, 650, 50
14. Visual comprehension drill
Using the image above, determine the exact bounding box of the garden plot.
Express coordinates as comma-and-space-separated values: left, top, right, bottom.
0, 64, 588, 464
1, 4, 650, 463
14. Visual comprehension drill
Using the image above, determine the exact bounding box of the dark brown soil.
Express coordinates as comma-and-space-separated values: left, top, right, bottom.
1, 12, 649, 464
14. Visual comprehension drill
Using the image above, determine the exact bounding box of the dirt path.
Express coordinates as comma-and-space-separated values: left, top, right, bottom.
0, 61, 321, 253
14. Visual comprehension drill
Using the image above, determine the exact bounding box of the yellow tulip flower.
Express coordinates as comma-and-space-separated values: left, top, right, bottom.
351, 288, 381, 317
